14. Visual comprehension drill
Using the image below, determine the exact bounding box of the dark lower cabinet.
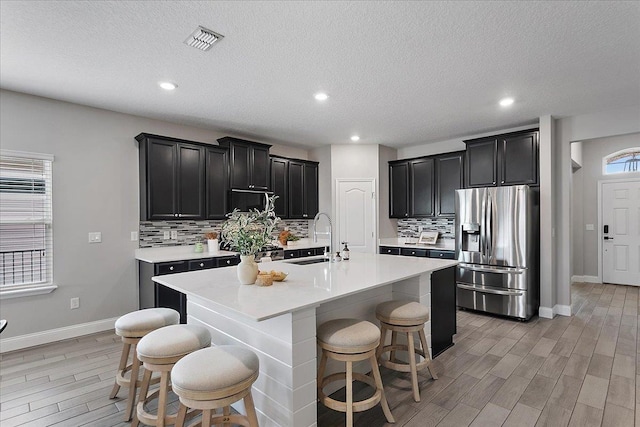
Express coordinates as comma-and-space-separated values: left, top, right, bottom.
139, 255, 240, 323
431, 266, 456, 357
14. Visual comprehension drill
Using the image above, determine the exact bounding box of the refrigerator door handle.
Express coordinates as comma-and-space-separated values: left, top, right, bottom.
486, 193, 492, 260
459, 263, 525, 274
457, 283, 524, 296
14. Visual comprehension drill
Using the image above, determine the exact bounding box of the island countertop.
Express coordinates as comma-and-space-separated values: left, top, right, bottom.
153, 252, 458, 321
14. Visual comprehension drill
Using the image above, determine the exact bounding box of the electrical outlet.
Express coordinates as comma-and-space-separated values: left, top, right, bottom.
163, 231, 170, 240
131, 231, 138, 241
88, 232, 102, 243
170, 230, 178, 240
70, 297, 80, 309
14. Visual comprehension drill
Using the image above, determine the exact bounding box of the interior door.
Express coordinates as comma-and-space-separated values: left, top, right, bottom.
336, 179, 376, 253
602, 180, 640, 285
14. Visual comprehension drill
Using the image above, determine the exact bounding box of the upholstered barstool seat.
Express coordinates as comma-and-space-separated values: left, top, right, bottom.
172, 345, 260, 427
317, 318, 394, 426
376, 300, 437, 402
134, 324, 211, 427
109, 308, 180, 421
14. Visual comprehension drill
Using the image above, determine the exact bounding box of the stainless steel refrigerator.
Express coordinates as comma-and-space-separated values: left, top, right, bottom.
455, 185, 539, 320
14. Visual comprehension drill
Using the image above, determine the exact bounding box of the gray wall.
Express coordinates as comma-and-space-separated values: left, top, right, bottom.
0, 89, 306, 339
378, 145, 397, 239
571, 132, 640, 278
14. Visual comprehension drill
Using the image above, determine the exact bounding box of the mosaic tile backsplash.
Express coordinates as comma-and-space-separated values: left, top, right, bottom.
397, 217, 455, 239
139, 219, 310, 248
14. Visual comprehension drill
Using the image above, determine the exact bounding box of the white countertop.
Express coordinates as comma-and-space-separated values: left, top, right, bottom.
153, 252, 457, 321
378, 237, 455, 251
136, 238, 330, 263
135, 246, 239, 263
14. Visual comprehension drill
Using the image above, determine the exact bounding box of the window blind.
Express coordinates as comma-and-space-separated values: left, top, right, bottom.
0, 151, 53, 288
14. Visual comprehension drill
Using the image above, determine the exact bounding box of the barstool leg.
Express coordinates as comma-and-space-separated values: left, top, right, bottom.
243, 391, 259, 427
317, 351, 328, 395
175, 403, 188, 427
202, 409, 212, 427
368, 353, 395, 423
418, 329, 438, 380
124, 343, 140, 421
132, 368, 152, 427
376, 325, 388, 361
110, 341, 131, 398
157, 371, 169, 427
346, 360, 353, 427
390, 331, 398, 363
407, 332, 420, 402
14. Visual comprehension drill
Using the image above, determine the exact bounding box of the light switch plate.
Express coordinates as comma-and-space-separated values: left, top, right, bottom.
163, 231, 170, 240
88, 232, 102, 243
585, 224, 594, 231
170, 230, 178, 240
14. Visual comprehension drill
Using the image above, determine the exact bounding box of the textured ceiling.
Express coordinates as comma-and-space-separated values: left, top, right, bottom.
1, 1, 639, 148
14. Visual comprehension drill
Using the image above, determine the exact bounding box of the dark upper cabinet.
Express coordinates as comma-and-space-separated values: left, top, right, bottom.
389, 162, 410, 218
465, 129, 539, 188
270, 156, 318, 219
435, 152, 464, 216
217, 137, 271, 190
288, 160, 318, 219
410, 158, 435, 217
389, 152, 462, 219
205, 146, 229, 219
465, 139, 498, 188
137, 133, 205, 220
500, 131, 539, 186
270, 157, 289, 217
303, 162, 319, 218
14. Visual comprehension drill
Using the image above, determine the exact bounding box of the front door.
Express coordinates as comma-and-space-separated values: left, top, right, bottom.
602, 180, 640, 285
336, 179, 376, 253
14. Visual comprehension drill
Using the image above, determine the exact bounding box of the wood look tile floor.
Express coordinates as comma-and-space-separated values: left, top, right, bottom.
1, 282, 638, 426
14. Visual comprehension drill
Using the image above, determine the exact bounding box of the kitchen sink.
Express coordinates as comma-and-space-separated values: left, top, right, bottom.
286, 258, 330, 265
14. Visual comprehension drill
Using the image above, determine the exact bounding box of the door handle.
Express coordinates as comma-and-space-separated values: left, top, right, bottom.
457, 283, 524, 296
604, 236, 614, 240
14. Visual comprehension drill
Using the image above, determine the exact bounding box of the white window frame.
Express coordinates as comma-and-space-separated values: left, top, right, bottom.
602, 147, 640, 175
0, 149, 57, 299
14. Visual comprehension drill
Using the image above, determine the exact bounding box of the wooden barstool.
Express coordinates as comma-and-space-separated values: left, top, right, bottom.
172, 345, 260, 427
110, 308, 180, 421
317, 318, 395, 426
133, 324, 211, 427
376, 300, 437, 402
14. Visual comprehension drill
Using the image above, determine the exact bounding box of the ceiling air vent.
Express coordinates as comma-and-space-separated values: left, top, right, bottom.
184, 26, 224, 51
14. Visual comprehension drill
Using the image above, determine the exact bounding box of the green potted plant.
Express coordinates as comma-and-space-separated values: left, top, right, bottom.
221, 195, 280, 284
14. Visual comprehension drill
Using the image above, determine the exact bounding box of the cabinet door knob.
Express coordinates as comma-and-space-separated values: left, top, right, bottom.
178, 213, 182, 217
169, 266, 174, 271
174, 214, 178, 217
411, 251, 416, 255
226, 260, 231, 264
200, 263, 204, 267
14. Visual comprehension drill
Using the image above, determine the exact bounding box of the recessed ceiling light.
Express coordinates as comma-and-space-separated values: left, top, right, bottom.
159, 82, 177, 91
499, 97, 514, 107
314, 92, 328, 101
350, 135, 360, 142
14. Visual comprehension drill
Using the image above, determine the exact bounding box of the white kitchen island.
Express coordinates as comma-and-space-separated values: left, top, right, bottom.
153, 252, 457, 427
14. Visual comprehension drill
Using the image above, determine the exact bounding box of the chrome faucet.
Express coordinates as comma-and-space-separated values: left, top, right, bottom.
312, 212, 332, 259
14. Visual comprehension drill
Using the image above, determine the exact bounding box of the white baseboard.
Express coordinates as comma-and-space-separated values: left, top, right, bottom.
572, 275, 600, 284
538, 306, 553, 319
539, 304, 572, 319
0, 317, 118, 353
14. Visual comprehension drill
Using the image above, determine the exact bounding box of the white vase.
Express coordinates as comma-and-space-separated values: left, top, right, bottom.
207, 239, 219, 254
237, 254, 259, 285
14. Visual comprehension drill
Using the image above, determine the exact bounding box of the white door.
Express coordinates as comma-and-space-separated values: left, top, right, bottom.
336, 179, 376, 253
602, 180, 640, 285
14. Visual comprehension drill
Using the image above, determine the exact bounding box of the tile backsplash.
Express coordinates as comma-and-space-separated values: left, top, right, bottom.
139, 219, 310, 248
397, 217, 455, 239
